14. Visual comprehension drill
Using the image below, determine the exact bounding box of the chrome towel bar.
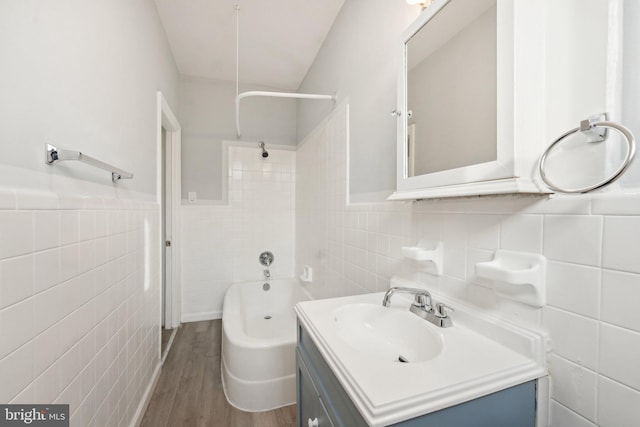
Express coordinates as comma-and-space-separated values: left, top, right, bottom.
45, 143, 133, 183
539, 115, 636, 193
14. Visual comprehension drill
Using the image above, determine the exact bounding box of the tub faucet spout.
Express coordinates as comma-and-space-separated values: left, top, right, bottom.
264, 269, 270, 279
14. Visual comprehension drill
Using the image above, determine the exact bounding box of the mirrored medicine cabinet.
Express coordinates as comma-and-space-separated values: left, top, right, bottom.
389, 0, 550, 200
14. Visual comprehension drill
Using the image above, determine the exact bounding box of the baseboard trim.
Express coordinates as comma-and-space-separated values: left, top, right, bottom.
161, 327, 179, 365
130, 362, 162, 427
181, 310, 222, 322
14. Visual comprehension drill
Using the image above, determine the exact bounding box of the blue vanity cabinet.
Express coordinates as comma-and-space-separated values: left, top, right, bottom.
297, 351, 335, 427
296, 322, 538, 427
296, 323, 368, 427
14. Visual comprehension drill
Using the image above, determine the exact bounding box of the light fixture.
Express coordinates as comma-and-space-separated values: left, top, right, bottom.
406, 0, 433, 10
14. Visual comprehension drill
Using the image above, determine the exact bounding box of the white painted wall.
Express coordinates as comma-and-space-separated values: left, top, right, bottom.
179, 76, 297, 201
619, 0, 640, 189
541, 0, 612, 192
297, 0, 420, 201
0, 1, 178, 426
0, 0, 178, 198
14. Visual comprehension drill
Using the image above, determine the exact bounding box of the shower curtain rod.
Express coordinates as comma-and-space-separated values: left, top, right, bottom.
235, 90, 336, 137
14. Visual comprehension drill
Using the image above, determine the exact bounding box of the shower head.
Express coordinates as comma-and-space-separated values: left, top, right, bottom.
259, 141, 269, 158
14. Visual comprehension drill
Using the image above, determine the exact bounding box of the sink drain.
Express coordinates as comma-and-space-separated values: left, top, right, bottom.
264, 315, 272, 320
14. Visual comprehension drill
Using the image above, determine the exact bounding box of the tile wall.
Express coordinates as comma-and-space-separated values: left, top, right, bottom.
181, 145, 296, 321
296, 102, 640, 427
0, 190, 161, 427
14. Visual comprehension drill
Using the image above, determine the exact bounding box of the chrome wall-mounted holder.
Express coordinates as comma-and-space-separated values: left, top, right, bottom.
539, 114, 636, 193
581, 113, 609, 143
45, 143, 133, 183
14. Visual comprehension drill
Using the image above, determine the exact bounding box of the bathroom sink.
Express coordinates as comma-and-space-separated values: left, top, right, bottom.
295, 289, 547, 426
331, 303, 443, 363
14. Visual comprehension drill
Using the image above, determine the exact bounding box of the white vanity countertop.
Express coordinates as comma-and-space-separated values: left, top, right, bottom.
295, 291, 547, 427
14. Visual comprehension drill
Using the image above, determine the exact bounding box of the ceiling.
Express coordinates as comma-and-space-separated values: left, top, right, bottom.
154, 0, 346, 91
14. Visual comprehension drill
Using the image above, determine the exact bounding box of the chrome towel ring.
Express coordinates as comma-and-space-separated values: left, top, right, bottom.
539, 116, 636, 193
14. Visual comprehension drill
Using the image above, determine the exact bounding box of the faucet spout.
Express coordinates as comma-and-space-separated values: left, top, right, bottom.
263, 269, 271, 279
382, 286, 432, 309
382, 286, 453, 328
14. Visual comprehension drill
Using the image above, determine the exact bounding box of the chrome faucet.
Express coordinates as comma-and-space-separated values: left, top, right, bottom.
382, 286, 432, 309
382, 286, 453, 328
263, 269, 271, 280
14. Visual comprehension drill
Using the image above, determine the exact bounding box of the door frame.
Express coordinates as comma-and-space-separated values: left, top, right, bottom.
157, 91, 182, 330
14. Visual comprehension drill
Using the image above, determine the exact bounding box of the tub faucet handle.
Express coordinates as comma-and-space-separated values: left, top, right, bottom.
259, 251, 274, 267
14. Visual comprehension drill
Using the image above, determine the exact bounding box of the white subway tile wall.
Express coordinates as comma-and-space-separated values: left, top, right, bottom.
181, 146, 296, 321
0, 191, 161, 427
597, 376, 640, 427
295, 102, 640, 427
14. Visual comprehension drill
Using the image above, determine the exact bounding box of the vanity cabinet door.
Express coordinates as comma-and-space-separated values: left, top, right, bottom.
388, 381, 537, 427
297, 324, 368, 427
297, 350, 335, 427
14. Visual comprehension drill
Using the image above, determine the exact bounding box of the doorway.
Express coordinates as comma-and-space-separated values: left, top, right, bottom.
157, 92, 182, 362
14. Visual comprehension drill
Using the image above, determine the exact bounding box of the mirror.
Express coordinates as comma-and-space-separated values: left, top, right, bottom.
392, 0, 550, 200
405, 0, 497, 178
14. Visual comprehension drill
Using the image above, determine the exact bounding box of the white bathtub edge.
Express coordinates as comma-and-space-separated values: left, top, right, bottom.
182, 310, 222, 323
221, 355, 296, 412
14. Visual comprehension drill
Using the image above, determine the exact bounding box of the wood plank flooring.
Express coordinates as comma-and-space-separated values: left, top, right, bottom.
141, 320, 297, 427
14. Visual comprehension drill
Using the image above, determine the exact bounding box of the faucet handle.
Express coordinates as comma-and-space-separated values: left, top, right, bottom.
412, 294, 432, 310
434, 302, 454, 318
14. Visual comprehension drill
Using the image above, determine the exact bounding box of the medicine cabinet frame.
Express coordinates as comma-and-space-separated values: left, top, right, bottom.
389, 0, 550, 200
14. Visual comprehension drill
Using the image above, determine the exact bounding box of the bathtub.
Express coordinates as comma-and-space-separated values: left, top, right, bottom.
221, 278, 313, 412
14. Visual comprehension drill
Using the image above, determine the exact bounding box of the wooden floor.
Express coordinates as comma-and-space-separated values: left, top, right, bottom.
141, 320, 297, 427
